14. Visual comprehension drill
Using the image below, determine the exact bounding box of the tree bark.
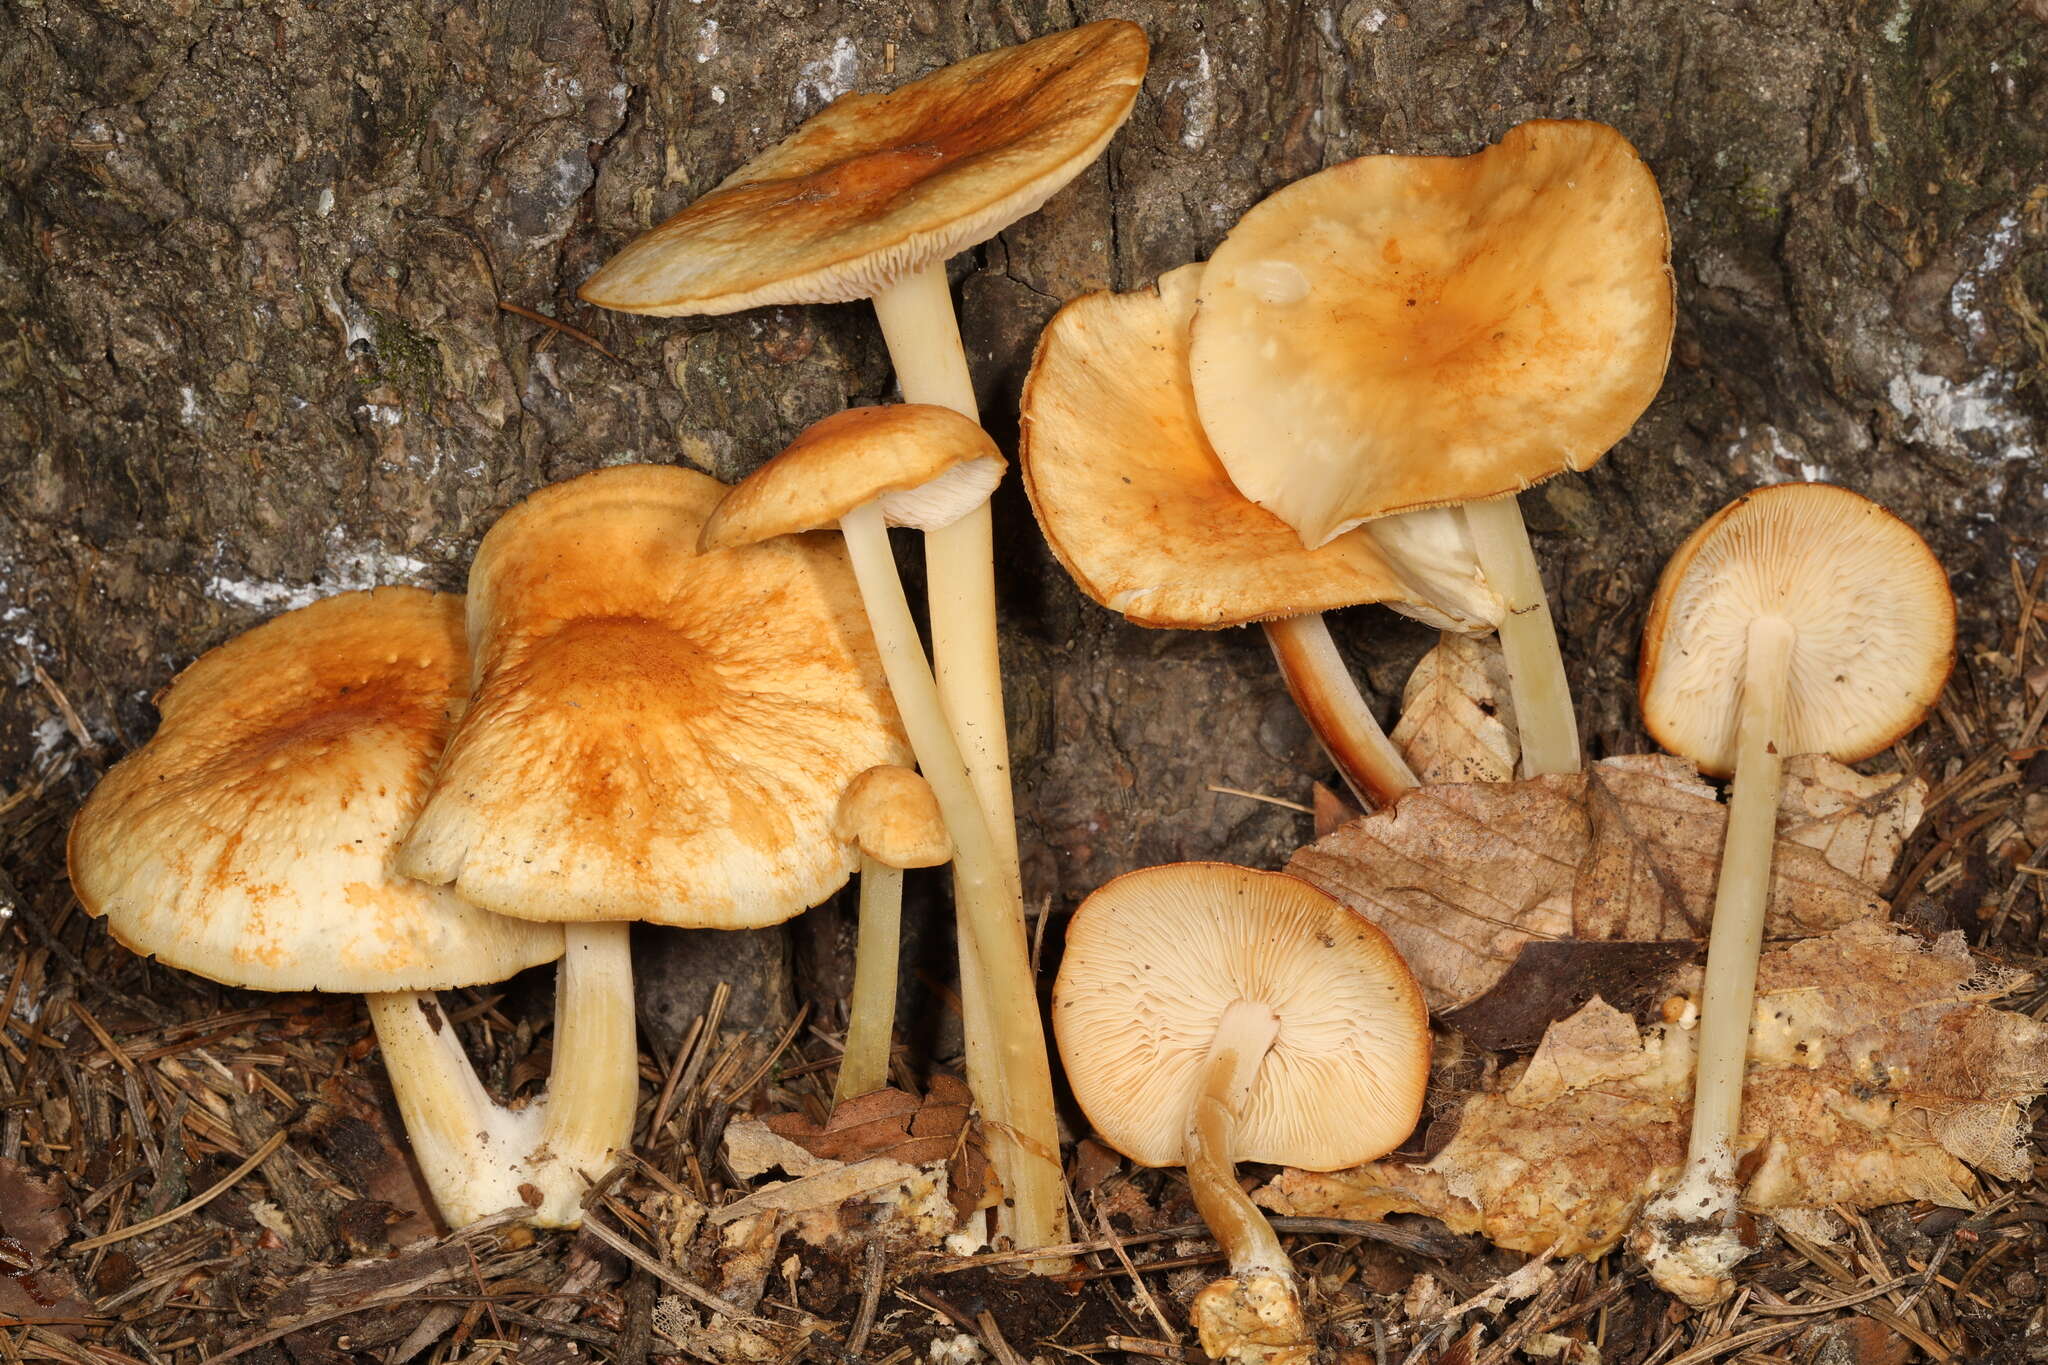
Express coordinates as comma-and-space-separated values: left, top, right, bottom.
2, 0, 2041, 919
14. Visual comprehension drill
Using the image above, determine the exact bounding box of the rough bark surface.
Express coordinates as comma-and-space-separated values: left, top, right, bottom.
3, 0, 2043, 927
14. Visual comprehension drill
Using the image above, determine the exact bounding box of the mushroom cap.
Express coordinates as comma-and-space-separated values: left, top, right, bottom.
833, 765, 952, 869
67, 589, 565, 994
1052, 862, 1430, 1171
1189, 119, 1676, 548
1020, 263, 1498, 631
700, 405, 1005, 550
398, 465, 912, 926
577, 21, 1149, 316
1639, 482, 1955, 778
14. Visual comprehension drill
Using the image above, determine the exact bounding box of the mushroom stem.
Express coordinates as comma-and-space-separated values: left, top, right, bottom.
366, 923, 638, 1230
1640, 614, 1794, 1306
1263, 613, 1419, 809
1463, 495, 1580, 776
835, 854, 906, 1105
366, 991, 535, 1227
529, 921, 638, 1226
1687, 614, 1796, 1186
837, 498, 1069, 1268
1185, 999, 1288, 1278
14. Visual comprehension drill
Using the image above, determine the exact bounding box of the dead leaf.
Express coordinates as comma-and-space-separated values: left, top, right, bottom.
1390, 632, 1519, 785
1776, 756, 1927, 885
760, 1074, 992, 1215
1290, 756, 1890, 1012
1438, 940, 1695, 1051
1260, 924, 2048, 1256
0, 1158, 94, 1333
1312, 781, 1360, 838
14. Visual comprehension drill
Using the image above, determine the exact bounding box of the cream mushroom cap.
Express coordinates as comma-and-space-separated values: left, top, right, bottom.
1638, 482, 1955, 779
398, 465, 912, 926
833, 765, 952, 870
1052, 862, 1430, 1171
67, 588, 564, 994
1190, 119, 1676, 548
1021, 263, 1495, 631
701, 405, 1005, 549
577, 21, 1149, 316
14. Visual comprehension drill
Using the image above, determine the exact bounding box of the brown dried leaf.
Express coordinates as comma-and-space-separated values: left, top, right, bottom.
1289, 756, 1888, 1012
1261, 924, 2048, 1256
1391, 632, 1519, 785
0, 1158, 93, 1334
1775, 756, 1927, 885
760, 1075, 971, 1168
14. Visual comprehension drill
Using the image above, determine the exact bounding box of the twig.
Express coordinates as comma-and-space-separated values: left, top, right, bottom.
1206, 783, 1313, 814
71, 1130, 288, 1250
496, 301, 618, 359
1092, 1198, 1179, 1344
576, 1214, 770, 1328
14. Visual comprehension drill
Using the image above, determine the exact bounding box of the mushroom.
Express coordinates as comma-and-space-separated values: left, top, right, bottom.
65, 588, 580, 1227
831, 765, 951, 1104
1020, 262, 1503, 808
700, 406, 1065, 1258
1633, 483, 1954, 1305
1053, 863, 1430, 1363
577, 30, 1147, 1258
1188, 119, 1675, 777
398, 465, 912, 1223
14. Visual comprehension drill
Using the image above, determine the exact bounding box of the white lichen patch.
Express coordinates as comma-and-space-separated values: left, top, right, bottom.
205, 529, 436, 613
1950, 209, 2023, 350
794, 35, 859, 115
1888, 369, 2037, 465
1164, 46, 1216, 150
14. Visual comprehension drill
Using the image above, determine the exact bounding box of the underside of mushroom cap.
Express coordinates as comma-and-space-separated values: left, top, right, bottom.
1021, 264, 1475, 629
577, 21, 1149, 316
1052, 862, 1430, 1171
833, 765, 952, 870
1639, 482, 1955, 778
67, 589, 565, 994
1190, 119, 1676, 548
399, 465, 911, 926
701, 405, 1005, 549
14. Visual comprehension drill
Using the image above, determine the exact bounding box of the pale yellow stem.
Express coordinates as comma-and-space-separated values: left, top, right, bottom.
367, 922, 638, 1230
1464, 496, 1580, 776
838, 499, 1068, 1268
1185, 1000, 1288, 1279
529, 921, 638, 1226
1686, 616, 1795, 1180
1263, 613, 1419, 809
367, 991, 534, 1227
835, 855, 905, 1106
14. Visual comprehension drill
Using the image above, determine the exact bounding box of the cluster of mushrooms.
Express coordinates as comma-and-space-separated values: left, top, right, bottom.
66, 18, 1962, 1363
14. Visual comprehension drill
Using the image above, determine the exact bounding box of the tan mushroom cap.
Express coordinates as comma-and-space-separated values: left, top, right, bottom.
577, 21, 1149, 316
1190, 119, 1676, 548
67, 589, 564, 994
701, 405, 1005, 550
1021, 263, 1464, 630
1639, 482, 1955, 779
833, 765, 952, 870
398, 465, 912, 927
1052, 862, 1430, 1171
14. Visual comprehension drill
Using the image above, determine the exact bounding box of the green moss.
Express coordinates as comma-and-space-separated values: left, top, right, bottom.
368, 311, 442, 416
